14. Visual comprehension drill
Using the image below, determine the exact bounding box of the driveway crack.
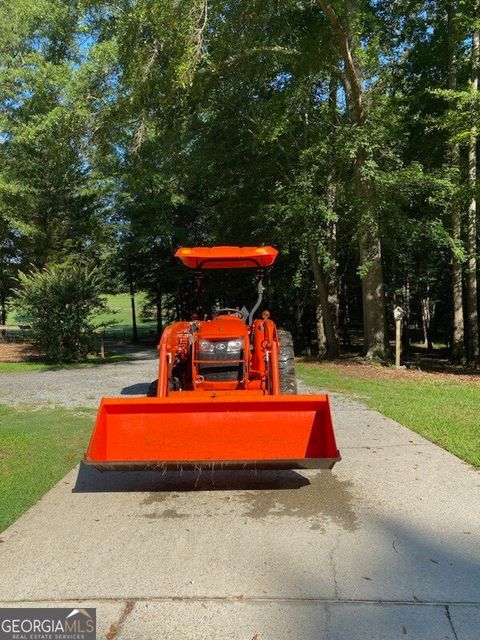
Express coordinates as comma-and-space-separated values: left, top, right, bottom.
444, 605, 459, 640
329, 537, 340, 600
105, 599, 135, 640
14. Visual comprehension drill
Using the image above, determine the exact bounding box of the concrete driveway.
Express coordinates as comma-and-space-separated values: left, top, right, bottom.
0, 354, 479, 639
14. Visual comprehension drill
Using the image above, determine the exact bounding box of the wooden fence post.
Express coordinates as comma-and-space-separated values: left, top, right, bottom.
394, 306, 405, 368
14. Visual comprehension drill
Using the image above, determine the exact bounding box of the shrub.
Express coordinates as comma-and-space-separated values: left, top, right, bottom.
15, 264, 106, 362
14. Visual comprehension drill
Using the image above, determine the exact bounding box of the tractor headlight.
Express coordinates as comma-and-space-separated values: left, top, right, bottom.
226, 339, 243, 353
199, 339, 215, 353
198, 339, 244, 354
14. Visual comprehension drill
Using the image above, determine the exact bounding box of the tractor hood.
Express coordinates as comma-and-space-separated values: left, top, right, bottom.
198, 315, 247, 340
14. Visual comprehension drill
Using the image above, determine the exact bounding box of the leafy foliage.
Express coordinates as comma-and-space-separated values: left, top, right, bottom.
14, 264, 106, 362
0, 0, 478, 360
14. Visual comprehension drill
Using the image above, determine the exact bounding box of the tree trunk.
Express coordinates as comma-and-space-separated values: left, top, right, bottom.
317, 0, 388, 359
421, 291, 434, 351
128, 267, 138, 342
327, 217, 340, 334
156, 290, 163, 338
294, 292, 308, 355
315, 298, 328, 358
339, 280, 351, 347
354, 147, 388, 359
325, 78, 340, 337
308, 238, 339, 358
402, 278, 411, 353
466, 19, 479, 365
0, 290, 6, 325
447, 2, 465, 363
0, 288, 6, 342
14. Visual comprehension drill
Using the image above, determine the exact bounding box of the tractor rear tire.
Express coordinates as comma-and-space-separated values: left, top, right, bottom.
278, 328, 297, 395
147, 380, 158, 397
147, 377, 179, 396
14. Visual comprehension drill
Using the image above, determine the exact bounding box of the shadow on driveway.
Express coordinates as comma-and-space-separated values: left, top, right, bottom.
121, 382, 150, 395
73, 462, 311, 493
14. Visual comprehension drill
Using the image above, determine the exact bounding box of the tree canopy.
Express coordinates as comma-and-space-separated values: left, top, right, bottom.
1, 0, 479, 362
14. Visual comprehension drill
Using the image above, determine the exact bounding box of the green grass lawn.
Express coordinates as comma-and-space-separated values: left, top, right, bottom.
297, 362, 480, 468
7, 291, 155, 334
0, 405, 95, 532
97, 292, 155, 332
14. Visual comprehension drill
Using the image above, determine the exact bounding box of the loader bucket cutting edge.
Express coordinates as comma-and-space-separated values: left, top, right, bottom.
85, 395, 340, 471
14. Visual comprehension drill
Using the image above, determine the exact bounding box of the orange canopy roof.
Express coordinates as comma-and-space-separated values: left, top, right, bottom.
175, 246, 278, 269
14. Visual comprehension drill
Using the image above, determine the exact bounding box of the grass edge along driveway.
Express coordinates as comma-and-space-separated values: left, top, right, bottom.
0, 404, 95, 533
297, 362, 480, 468
1, 362, 478, 534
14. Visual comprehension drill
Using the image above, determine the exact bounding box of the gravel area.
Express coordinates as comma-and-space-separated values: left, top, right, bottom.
0, 347, 363, 411
0, 344, 159, 409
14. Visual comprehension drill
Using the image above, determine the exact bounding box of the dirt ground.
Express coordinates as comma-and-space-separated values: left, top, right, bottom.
301, 357, 480, 385
0, 342, 40, 362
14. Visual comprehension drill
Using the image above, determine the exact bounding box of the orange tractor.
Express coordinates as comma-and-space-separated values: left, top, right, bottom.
85, 246, 340, 471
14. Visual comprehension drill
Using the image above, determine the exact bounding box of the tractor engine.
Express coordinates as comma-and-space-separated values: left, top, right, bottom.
195, 316, 247, 384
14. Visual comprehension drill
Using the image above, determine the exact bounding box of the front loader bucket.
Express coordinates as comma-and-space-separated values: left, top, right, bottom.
85, 395, 340, 471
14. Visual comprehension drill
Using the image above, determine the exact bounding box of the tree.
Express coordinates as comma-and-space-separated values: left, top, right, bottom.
0, 0, 109, 312
466, 7, 479, 363
426, 0, 480, 363
15, 264, 106, 362
446, 1, 465, 363
0, 0, 477, 363
316, 0, 388, 359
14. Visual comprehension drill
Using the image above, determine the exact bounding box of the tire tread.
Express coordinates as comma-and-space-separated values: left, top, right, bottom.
277, 328, 297, 394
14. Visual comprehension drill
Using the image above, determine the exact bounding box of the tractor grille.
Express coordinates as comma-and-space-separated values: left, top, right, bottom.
197, 345, 244, 382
